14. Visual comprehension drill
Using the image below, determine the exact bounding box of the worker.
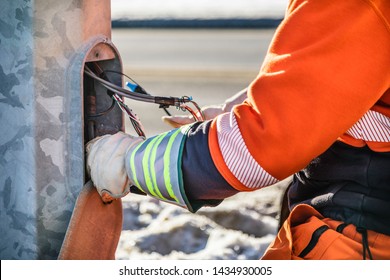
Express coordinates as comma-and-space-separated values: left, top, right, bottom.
86, 0, 390, 259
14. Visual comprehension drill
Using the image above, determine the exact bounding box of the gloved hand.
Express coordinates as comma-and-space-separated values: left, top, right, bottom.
162, 105, 223, 127
162, 88, 248, 128
86, 131, 144, 203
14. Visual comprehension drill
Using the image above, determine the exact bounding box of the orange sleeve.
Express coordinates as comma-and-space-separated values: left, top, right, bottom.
209, 0, 390, 188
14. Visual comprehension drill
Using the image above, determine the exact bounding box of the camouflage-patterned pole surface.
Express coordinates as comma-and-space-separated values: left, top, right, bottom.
0, 0, 123, 259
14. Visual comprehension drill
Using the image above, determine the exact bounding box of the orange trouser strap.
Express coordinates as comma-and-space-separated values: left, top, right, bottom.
262, 204, 390, 260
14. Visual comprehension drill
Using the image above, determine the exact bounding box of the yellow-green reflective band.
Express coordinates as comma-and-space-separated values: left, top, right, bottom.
148, 132, 168, 200
163, 129, 182, 203
141, 136, 160, 198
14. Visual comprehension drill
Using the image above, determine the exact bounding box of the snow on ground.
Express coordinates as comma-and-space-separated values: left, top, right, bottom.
116, 179, 290, 260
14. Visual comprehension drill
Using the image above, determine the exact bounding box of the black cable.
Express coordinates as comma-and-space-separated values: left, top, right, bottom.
163, 107, 171, 116
102, 70, 149, 95
84, 69, 157, 103
84, 68, 192, 107
84, 66, 204, 128
101, 70, 174, 118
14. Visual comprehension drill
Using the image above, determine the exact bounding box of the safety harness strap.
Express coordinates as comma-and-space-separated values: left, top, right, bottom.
298, 225, 330, 258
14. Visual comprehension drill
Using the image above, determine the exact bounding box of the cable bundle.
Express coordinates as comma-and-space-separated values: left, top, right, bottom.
84, 64, 204, 137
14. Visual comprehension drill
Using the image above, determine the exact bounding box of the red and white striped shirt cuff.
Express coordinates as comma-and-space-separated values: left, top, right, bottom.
215, 112, 279, 190
346, 110, 390, 142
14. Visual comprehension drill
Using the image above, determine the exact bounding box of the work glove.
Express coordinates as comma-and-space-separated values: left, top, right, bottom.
162, 88, 248, 128
86, 131, 144, 203
162, 105, 223, 127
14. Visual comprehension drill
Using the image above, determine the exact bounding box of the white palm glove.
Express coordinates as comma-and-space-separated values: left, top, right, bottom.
86, 131, 144, 203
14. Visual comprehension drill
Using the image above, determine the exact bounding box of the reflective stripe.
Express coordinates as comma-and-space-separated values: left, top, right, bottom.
216, 112, 279, 189
346, 110, 390, 142
150, 132, 169, 200
164, 129, 182, 203
142, 135, 162, 199
126, 125, 193, 210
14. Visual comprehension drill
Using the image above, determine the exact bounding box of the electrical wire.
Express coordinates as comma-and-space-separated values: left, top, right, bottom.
85, 68, 154, 102
84, 65, 204, 137
84, 66, 199, 109
162, 107, 172, 116
101, 70, 147, 95
86, 64, 146, 137
112, 94, 146, 137
179, 97, 205, 121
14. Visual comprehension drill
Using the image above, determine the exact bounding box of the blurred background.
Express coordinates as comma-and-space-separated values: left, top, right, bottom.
110, 0, 288, 136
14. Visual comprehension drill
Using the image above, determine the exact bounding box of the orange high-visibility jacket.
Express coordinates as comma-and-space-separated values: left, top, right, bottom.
207, 0, 390, 192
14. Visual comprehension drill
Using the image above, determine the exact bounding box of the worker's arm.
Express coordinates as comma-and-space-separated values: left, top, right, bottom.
85, 88, 246, 209
183, 0, 390, 202
87, 0, 390, 211
207, 0, 390, 191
